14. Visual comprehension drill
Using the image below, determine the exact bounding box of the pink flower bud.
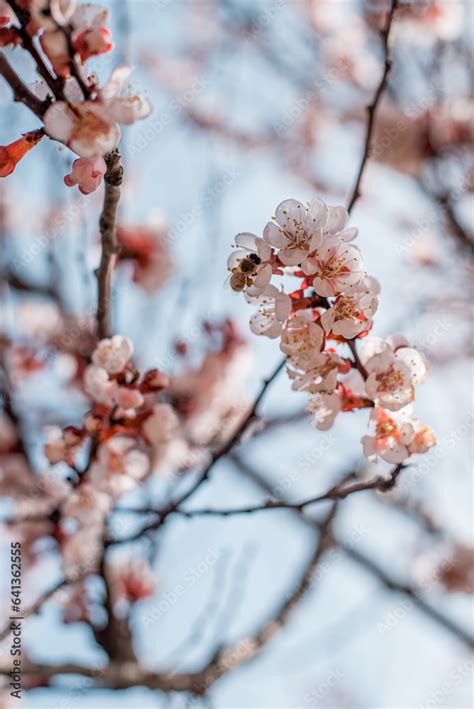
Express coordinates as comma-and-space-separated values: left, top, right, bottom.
64, 157, 107, 195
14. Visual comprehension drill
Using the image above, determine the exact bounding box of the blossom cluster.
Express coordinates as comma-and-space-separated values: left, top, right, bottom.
43, 335, 185, 578
1, 313, 251, 586
227, 196, 436, 464
0, 1, 151, 193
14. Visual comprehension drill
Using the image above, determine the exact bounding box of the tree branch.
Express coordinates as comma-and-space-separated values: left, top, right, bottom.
96, 149, 123, 340
0, 51, 46, 118
92, 552, 138, 662
347, 0, 399, 213
6, 0, 64, 99
117, 464, 404, 520
0, 505, 339, 693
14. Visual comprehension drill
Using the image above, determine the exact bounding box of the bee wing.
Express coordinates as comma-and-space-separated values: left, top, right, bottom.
224, 272, 244, 295
227, 250, 243, 270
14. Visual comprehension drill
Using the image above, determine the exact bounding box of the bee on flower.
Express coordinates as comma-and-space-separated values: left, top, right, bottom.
227, 193, 435, 462
226, 233, 273, 295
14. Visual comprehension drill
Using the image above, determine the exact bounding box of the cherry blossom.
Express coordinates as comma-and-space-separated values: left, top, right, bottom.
362, 336, 430, 411
25, 0, 78, 32
61, 483, 112, 526
64, 157, 107, 195
288, 350, 348, 395
92, 335, 134, 375
70, 2, 108, 30
44, 426, 72, 464
44, 426, 84, 465
40, 29, 70, 76
303, 237, 365, 297
115, 386, 144, 411
320, 289, 378, 338
263, 197, 327, 266
71, 4, 113, 62
0, 454, 36, 499
43, 100, 121, 158
306, 390, 342, 430
88, 437, 150, 499
13, 471, 69, 518
93, 66, 152, 126
247, 285, 292, 339
362, 406, 436, 464
43, 67, 151, 158
50, 0, 78, 25
35, 2, 112, 66
84, 364, 118, 405
143, 403, 180, 446
280, 310, 325, 368
226, 193, 434, 458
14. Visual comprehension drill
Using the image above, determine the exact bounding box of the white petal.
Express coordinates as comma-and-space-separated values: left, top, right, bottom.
395, 347, 428, 383
43, 102, 75, 143
338, 227, 358, 242
381, 441, 409, 464
256, 238, 272, 262
325, 205, 347, 233
70, 123, 121, 158
102, 65, 133, 99
279, 247, 307, 267
252, 263, 272, 289
305, 196, 328, 231
274, 294, 292, 322
263, 221, 290, 249
386, 334, 410, 351
235, 232, 259, 251
275, 199, 306, 238
106, 95, 152, 125
362, 435, 377, 461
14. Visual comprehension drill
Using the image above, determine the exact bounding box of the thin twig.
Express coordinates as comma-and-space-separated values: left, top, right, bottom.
96, 150, 123, 340
62, 24, 92, 99
347, 0, 399, 213
0, 51, 46, 118
347, 338, 368, 378
6, 0, 64, 99
117, 464, 404, 520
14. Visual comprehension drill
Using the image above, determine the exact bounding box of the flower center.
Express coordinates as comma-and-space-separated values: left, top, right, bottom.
376, 418, 398, 438
377, 368, 405, 392
74, 110, 110, 140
